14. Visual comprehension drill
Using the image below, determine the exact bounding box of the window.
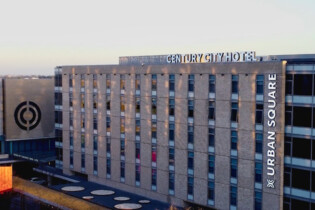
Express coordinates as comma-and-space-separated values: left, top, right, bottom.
152, 122, 157, 139
188, 75, 194, 92
93, 93, 97, 109
81, 113, 85, 128
55, 111, 62, 124
188, 100, 194, 118
69, 92, 73, 107
292, 168, 310, 191
169, 172, 175, 192
284, 167, 291, 187
291, 199, 309, 210
293, 106, 311, 127
188, 176, 194, 196
69, 74, 73, 87
133, 118, 140, 135
169, 123, 175, 141
209, 128, 215, 147
81, 153, 85, 168
135, 74, 140, 91
231, 130, 237, 150
169, 99, 175, 116
292, 137, 311, 159
136, 164, 140, 182
106, 137, 110, 153
106, 116, 110, 132
120, 139, 125, 156
188, 151, 194, 170
208, 154, 215, 174
69, 132, 73, 146
93, 135, 98, 151
81, 74, 85, 87
69, 112, 73, 126
208, 101, 215, 120
255, 133, 263, 154
285, 106, 292, 126
169, 74, 175, 91
254, 190, 262, 210
55, 72, 62, 87
93, 156, 98, 173
152, 168, 157, 187
136, 97, 140, 113
93, 114, 97, 130
169, 147, 175, 166
93, 74, 97, 89
312, 172, 315, 192
106, 75, 111, 90
294, 74, 312, 96
80, 93, 85, 108
70, 150, 73, 165
256, 75, 264, 94
121, 96, 125, 112
230, 185, 237, 206
208, 181, 214, 201
55, 92, 62, 106
120, 75, 125, 91
231, 158, 237, 178
106, 99, 110, 111
188, 125, 194, 144
81, 133, 85, 148
232, 75, 239, 94
106, 158, 111, 176
136, 142, 140, 159
152, 98, 157, 115
255, 162, 262, 183
152, 144, 157, 162
120, 118, 125, 134
209, 75, 215, 93
255, 104, 264, 124
121, 161, 125, 179
231, 102, 238, 122
136, 119, 140, 136
286, 74, 293, 95
152, 74, 157, 91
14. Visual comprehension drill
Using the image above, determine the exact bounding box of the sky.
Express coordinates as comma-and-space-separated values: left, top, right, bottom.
0, 0, 315, 75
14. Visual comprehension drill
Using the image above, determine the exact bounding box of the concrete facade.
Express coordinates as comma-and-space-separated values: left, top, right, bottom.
60, 61, 286, 209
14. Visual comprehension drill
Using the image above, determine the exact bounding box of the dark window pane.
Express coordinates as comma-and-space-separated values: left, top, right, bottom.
292, 198, 309, 210
293, 107, 312, 127
285, 106, 292, 126
292, 168, 310, 190
294, 74, 313, 95
284, 137, 291, 156
292, 138, 311, 159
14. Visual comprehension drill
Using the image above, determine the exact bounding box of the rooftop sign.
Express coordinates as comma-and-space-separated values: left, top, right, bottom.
166, 51, 257, 64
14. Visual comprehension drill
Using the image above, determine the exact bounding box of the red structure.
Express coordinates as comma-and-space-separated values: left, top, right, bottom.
0, 165, 12, 193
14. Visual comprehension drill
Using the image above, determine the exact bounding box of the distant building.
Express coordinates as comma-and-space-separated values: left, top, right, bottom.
55, 53, 315, 209
0, 76, 55, 164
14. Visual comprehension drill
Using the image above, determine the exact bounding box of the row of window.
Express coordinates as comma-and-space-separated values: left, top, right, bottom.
68, 73, 265, 95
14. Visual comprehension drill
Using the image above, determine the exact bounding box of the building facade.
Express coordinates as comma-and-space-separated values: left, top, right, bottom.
56, 52, 305, 209
0, 76, 55, 162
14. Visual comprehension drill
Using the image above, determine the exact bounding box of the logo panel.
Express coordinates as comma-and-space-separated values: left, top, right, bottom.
14, 101, 41, 131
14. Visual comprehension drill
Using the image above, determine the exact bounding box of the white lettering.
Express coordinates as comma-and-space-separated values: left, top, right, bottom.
266, 74, 277, 189
166, 51, 257, 64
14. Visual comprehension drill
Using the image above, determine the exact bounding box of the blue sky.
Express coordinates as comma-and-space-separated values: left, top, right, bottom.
0, 0, 314, 75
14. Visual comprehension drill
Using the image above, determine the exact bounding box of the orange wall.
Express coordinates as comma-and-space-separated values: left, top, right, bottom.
0, 165, 12, 192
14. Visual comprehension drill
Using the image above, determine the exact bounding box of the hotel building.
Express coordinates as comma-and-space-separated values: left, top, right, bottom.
55, 52, 315, 210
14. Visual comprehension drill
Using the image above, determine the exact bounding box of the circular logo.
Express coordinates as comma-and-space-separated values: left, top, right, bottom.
14, 101, 41, 131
